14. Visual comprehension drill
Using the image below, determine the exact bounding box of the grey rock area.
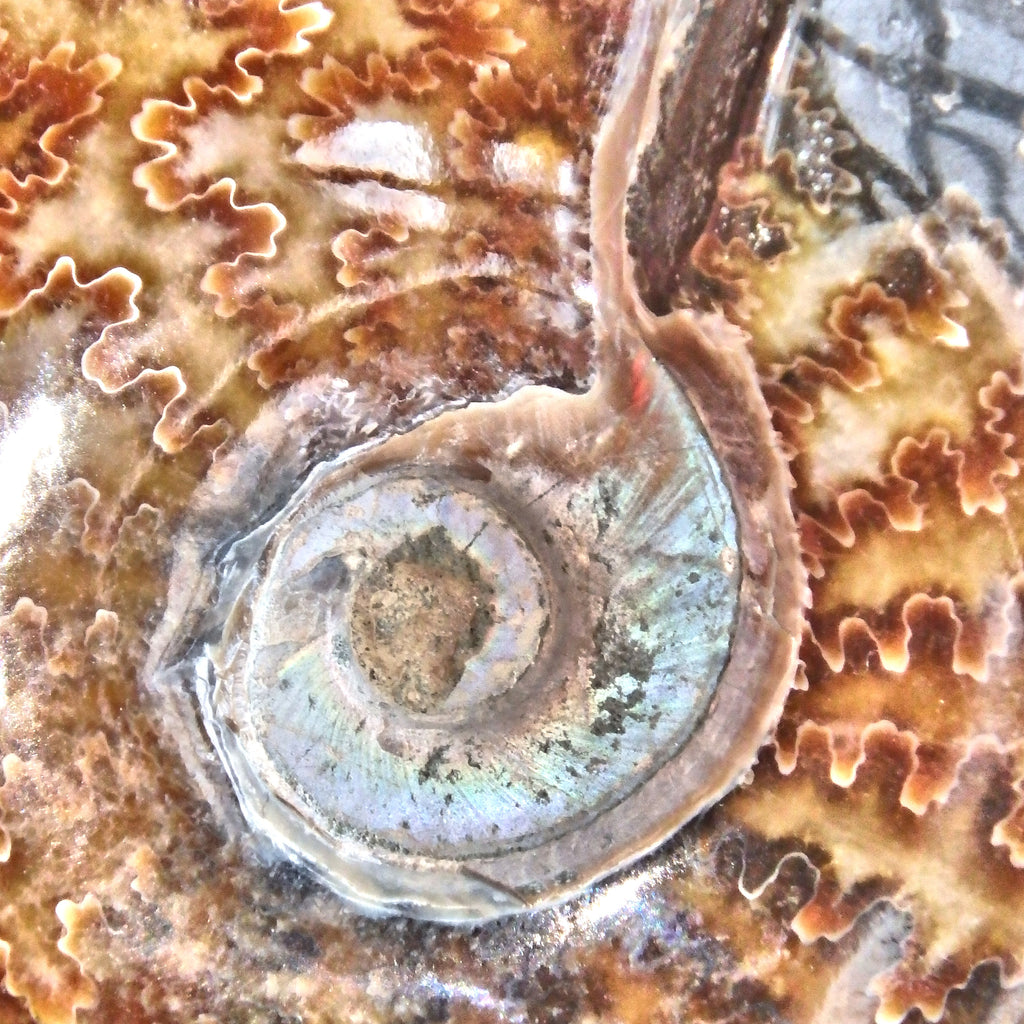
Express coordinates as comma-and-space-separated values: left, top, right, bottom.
797, 0, 1024, 268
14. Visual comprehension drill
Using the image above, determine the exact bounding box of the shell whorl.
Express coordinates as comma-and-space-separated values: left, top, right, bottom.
140, 0, 804, 921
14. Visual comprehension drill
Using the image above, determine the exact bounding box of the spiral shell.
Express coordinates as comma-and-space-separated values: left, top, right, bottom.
3, 0, 1024, 1020
141, 0, 804, 912
152, 344, 799, 918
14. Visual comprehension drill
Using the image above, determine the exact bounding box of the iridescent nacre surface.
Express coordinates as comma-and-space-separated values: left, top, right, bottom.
189, 384, 746, 920
1, 0, 1024, 1021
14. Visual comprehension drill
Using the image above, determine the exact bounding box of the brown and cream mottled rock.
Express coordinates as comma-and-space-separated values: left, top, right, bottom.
0, 0, 1022, 1022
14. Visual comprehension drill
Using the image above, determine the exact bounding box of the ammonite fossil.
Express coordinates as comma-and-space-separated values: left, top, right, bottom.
1, 0, 1023, 1021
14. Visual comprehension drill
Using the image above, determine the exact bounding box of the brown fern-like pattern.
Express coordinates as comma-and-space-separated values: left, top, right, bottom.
0, 2, 1022, 1024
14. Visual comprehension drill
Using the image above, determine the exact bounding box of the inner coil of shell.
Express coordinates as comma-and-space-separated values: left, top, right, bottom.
146, 0, 805, 921
200, 367, 742, 919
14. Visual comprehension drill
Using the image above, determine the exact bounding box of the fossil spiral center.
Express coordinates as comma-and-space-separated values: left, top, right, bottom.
253, 472, 550, 733
172, 367, 803, 922
350, 527, 499, 713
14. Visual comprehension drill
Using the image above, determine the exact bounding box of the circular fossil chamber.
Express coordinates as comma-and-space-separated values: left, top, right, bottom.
193, 347, 802, 922
130, 0, 807, 927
